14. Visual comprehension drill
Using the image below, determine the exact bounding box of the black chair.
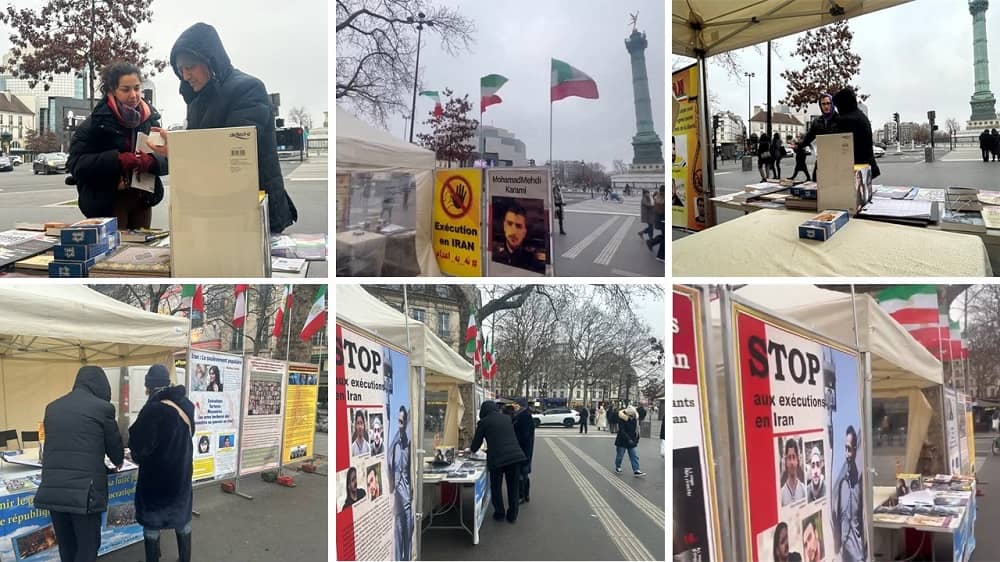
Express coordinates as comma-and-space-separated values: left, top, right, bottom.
0, 429, 19, 450
21, 431, 39, 448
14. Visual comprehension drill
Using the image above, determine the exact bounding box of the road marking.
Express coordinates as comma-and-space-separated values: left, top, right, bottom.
44, 198, 79, 208
611, 268, 647, 277
545, 439, 655, 561
565, 209, 639, 217
594, 216, 635, 265
555, 437, 664, 529
715, 171, 734, 175
561, 216, 620, 259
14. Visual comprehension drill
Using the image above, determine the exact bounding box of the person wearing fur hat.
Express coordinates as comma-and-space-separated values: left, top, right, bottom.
128, 365, 196, 562
34, 366, 125, 562
613, 405, 645, 476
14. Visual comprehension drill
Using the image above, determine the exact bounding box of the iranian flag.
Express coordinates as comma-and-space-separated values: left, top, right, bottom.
949, 320, 967, 360
300, 285, 327, 341
876, 285, 942, 351
464, 307, 478, 355
481, 74, 508, 112
233, 284, 248, 329
420, 90, 443, 118
551, 58, 599, 102
273, 284, 293, 337
182, 285, 204, 322
483, 336, 493, 380
488, 339, 497, 379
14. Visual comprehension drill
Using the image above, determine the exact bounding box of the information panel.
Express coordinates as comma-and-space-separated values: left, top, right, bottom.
239, 357, 288, 476
282, 362, 321, 464
188, 349, 244, 482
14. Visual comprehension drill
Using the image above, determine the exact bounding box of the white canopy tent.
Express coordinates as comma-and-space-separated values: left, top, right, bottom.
0, 285, 191, 434
336, 105, 440, 276
336, 285, 473, 447
709, 285, 943, 473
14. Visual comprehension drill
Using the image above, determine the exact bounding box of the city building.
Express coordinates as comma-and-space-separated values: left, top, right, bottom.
364, 284, 478, 351
883, 121, 899, 143
549, 159, 588, 186
749, 105, 806, 140
479, 125, 527, 167
0, 92, 35, 152
899, 122, 918, 144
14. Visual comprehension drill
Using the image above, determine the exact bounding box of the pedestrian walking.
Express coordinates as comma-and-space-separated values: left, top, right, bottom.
770, 133, 785, 179
553, 184, 567, 235
596, 404, 608, 432
34, 366, 125, 562
637, 404, 647, 422
511, 398, 535, 503
68, 61, 166, 229
757, 135, 773, 181
659, 416, 666, 458
788, 138, 812, 181
578, 405, 589, 434
991, 129, 1000, 161
980, 129, 992, 162
637, 189, 655, 240
645, 185, 666, 262
167, 22, 298, 232
470, 401, 527, 523
128, 365, 195, 562
613, 405, 645, 476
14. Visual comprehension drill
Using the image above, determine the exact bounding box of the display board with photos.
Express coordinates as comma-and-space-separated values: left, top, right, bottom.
187, 349, 245, 483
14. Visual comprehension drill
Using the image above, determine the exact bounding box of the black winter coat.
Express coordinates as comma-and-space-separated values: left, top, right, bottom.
614, 410, 640, 449
34, 366, 125, 515
170, 23, 298, 233
980, 130, 991, 150
68, 98, 166, 219
578, 407, 589, 424
128, 385, 195, 530
798, 113, 839, 154
471, 402, 527, 471
511, 408, 535, 469
832, 89, 878, 177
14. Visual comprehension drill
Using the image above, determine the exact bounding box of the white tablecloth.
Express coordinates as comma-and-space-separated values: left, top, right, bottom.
673, 209, 993, 276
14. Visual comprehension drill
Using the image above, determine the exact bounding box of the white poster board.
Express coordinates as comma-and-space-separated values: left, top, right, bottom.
239, 357, 288, 476
944, 388, 961, 475
485, 168, 554, 277
187, 349, 245, 482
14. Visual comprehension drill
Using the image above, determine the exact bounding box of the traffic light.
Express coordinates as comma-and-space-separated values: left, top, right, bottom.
893, 112, 900, 125
933, 125, 939, 131
712, 115, 721, 131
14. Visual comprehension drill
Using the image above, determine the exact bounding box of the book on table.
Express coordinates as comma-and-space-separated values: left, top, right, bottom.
945, 186, 983, 211
982, 206, 1000, 229
939, 209, 986, 233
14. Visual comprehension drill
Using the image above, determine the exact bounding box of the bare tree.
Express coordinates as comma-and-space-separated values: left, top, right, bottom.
288, 106, 313, 130
336, 0, 475, 125
274, 285, 324, 365
612, 159, 629, 175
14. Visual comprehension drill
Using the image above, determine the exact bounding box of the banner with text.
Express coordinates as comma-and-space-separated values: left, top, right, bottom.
944, 388, 961, 474
336, 322, 415, 561
731, 303, 866, 562
672, 62, 709, 230
433, 168, 482, 276
485, 168, 553, 277
239, 357, 288, 476
188, 349, 244, 482
672, 285, 721, 562
282, 362, 321, 464
958, 392, 970, 474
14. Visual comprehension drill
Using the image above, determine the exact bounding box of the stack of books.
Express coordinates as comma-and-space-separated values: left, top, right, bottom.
48, 218, 120, 277
89, 246, 171, 278
945, 186, 983, 212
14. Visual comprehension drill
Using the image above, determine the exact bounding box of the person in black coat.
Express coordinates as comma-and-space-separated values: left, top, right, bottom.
613, 406, 645, 476
68, 61, 166, 229
770, 133, 785, 179
511, 398, 535, 503
991, 128, 1000, 162
832, 88, 879, 179
578, 405, 589, 434
756, 135, 773, 181
166, 23, 298, 233
980, 129, 992, 162
470, 401, 527, 523
797, 93, 839, 181
128, 365, 196, 562
34, 366, 125, 562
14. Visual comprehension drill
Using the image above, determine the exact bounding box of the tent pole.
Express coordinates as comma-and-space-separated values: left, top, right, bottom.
850, 286, 875, 558
718, 286, 748, 562
698, 57, 716, 226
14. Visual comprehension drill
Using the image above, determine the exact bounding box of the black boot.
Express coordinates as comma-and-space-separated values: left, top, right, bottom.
143, 535, 161, 562
177, 531, 192, 562
523, 478, 530, 503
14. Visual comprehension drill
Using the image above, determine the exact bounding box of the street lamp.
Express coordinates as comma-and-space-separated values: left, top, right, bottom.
407, 12, 433, 144
744, 71, 755, 149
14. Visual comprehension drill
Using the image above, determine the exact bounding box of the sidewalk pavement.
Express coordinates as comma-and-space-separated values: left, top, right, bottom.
971, 432, 996, 562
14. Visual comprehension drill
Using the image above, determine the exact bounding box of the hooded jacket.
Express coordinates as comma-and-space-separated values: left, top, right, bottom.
614, 407, 640, 449
471, 401, 527, 471
798, 94, 839, 154
169, 22, 298, 233
128, 385, 196, 529
34, 366, 125, 515
511, 407, 535, 469
68, 96, 166, 219
831, 88, 877, 176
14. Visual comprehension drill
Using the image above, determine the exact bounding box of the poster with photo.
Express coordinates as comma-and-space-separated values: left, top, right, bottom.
944, 388, 961, 474
239, 357, 288, 476
282, 363, 321, 464
672, 285, 721, 562
485, 168, 553, 277
731, 302, 865, 562
188, 349, 244, 482
336, 322, 414, 562
672, 63, 709, 230
958, 392, 970, 474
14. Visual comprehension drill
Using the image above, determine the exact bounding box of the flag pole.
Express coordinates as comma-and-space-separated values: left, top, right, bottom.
285, 286, 294, 361
549, 100, 553, 168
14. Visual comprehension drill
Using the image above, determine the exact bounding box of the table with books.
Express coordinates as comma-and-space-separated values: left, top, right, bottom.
421, 449, 489, 545
871, 474, 976, 562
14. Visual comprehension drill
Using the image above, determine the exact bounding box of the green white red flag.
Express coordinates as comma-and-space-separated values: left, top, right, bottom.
551, 58, 599, 102
300, 285, 327, 341
876, 285, 943, 352
419, 90, 443, 118
233, 284, 248, 328
273, 285, 293, 337
464, 307, 478, 355
483, 335, 493, 380
181, 284, 204, 325
481, 74, 508, 112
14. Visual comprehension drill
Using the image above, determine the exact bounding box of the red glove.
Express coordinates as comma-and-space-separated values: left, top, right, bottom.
137, 152, 155, 174
118, 151, 139, 173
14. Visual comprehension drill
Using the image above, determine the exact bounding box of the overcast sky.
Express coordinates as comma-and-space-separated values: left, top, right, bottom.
674, 0, 995, 132
383, 0, 665, 169
5, 0, 328, 128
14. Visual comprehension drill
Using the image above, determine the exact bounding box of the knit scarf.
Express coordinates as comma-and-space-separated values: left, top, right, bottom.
107, 95, 150, 129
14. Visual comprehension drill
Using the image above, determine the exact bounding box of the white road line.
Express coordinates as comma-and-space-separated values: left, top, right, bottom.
555, 437, 664, 529
561, 216, 620, 259
594, 216, 635, 265
545, 439, 655, 561
611, 268, 647, 277
565, 209, 639, 217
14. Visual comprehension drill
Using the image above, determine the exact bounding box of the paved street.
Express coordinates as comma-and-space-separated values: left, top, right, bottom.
971, 431, 997, 562
554, 191, 664, 276
420, 417, 665, 561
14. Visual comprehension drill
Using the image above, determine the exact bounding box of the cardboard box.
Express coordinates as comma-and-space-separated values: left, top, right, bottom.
168, 126, 267, 277
54, 232, 120, 261
798, 210, 850, 241
48, 255, 101, 277
790, 185, 818, 200
816, 134, 861, 214
60, 217, 118, 245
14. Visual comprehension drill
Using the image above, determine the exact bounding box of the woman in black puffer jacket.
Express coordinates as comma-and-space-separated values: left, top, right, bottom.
68, 61, 166, 229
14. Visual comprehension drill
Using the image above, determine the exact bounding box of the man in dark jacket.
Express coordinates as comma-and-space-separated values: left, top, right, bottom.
511, 398, 535, 503
471, 401, 527, 523
167, 23, 298, 233
980, 129, 992, 162
991, 128, 1000, 162
128, 365, 195, 562
832, 88, 878, 178
613, 406, 645, 477
578, 405, 589, 434
34, 366, 125, 562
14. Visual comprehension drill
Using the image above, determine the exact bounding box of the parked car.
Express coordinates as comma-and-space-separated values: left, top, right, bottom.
531, 407, 580, 428
0, 156, 13, 172
33, 152, 68, 175
873, 146, 886, 158
10, 155, 21, 166
784, 145, 813, 157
